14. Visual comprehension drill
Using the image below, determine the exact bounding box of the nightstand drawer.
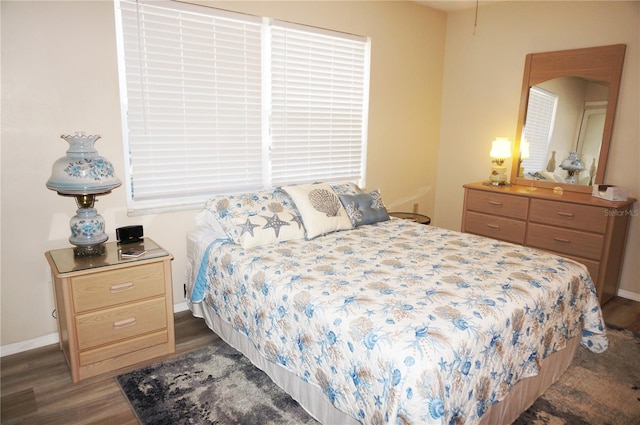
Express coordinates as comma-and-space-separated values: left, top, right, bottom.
75, 297, 167, 351
72, 262, 165, 313
529, 199, 606, 233
526, 223, 604, 260
466, 189, 528, 219
79, 330, 169, 366
464, 211, 526, 244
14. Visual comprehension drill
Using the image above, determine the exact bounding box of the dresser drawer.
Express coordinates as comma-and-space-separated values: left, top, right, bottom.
560, 255, 600, 287
529, 199, 606, 233
526, 223, 604, 260
75, 297, 168, 351
71, 262, 165, 313
465, 189, 528, 220
463, 211, 526, 244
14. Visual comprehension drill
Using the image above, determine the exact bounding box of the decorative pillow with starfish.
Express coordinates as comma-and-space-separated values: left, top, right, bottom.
204, 188, 305, 248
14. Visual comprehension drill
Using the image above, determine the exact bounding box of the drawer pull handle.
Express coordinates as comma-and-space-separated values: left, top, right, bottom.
113, 317, 137, 329
488, 201, 503, 207
557, 212, 575, 218
486, 224, 500, 230
110, 282, 134, 293
553, 237, 571, 244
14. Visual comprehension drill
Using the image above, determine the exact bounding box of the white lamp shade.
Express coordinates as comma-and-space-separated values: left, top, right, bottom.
46, 133, 121, 195
490, 138, 512, 160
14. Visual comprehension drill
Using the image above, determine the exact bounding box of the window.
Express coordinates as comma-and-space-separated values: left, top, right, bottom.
521, 86, 558, 175
114, 0, 370, 213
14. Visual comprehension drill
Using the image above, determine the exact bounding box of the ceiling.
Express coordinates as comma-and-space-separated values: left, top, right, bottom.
416, 1, 482, 12
416, 1, 506, 12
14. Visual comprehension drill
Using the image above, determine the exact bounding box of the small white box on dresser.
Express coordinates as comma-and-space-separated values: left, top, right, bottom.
592, 185, 629, 202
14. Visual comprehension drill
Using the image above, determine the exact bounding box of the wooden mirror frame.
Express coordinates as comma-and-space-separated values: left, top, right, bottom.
511, 44, 626, 193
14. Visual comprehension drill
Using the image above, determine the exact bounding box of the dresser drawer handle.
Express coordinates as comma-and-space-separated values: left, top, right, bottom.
487, 201, 503, 207
110, 282, 134, 293
486, 224, 500, 230
556, 212, 575, 218
553, 237, 571, 244
113, 317, 137, 329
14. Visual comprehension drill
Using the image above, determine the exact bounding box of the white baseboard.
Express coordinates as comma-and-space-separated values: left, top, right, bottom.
0, 333, 60, 358
617, 289, 640, 303
1, 301, 191, 358
174, 300, 189, 313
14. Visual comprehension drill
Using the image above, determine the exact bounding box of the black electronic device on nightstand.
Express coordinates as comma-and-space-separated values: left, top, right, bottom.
116, 225, 144, 244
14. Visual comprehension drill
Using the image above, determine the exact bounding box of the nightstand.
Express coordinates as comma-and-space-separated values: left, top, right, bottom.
389, 212, 431, 225
45, 238, 175, 383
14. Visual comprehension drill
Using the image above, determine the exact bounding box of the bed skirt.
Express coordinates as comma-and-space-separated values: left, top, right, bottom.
188, 299, 579, 425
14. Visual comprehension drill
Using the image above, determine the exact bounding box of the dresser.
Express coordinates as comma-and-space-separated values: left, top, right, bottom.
461, 182, 636, 305
45, 238, 175, 383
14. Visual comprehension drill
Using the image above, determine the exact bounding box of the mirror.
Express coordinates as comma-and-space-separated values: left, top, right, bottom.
511, 44, 626, 193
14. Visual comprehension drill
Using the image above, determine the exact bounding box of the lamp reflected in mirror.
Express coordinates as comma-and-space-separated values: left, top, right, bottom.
518, 139, 530, 177
559, 151, 585, 184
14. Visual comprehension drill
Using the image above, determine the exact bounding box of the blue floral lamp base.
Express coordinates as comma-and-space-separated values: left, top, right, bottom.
69, 205, 108, 257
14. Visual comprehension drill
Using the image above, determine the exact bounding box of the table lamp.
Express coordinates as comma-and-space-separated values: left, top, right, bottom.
488, 137, 512, 186
46, 132, 121, 257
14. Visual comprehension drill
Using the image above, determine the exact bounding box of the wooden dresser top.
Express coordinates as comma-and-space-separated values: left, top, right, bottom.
464, 182, 637, 209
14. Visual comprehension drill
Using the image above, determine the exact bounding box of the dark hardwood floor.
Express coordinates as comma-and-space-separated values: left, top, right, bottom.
2, 297, 639, 424
601, 295, 640, 333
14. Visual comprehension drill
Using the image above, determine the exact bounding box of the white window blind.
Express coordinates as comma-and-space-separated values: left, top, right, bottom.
114, 0, 370, 213
270, 22, 370, 186
521, 87, 558, 174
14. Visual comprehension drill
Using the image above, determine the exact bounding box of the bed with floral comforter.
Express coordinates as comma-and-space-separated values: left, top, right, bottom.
188, 214, 607, 425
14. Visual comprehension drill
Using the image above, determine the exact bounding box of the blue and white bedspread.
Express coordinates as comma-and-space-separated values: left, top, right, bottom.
189, 219, 607, 425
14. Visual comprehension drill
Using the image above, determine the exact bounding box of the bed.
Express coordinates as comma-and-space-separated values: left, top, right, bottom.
186, 183, 608, 425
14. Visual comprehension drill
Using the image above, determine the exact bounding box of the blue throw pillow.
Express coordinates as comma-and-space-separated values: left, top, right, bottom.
339, 189, 390, 227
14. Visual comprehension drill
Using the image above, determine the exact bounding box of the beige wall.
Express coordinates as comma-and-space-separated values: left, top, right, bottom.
434, 1, 639, 296
0, 1, 446, 347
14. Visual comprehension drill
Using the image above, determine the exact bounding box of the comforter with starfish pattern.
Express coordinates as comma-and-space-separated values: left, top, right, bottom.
189, 218, 607, 425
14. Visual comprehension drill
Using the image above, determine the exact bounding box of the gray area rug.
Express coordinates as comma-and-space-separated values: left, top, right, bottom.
513, 325, 640, 425
117, 327, 640, 424
117, 341, 317, 425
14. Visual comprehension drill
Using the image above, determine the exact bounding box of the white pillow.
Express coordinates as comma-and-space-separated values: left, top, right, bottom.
194, 210, 229, 239
283, 183, 353, 239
